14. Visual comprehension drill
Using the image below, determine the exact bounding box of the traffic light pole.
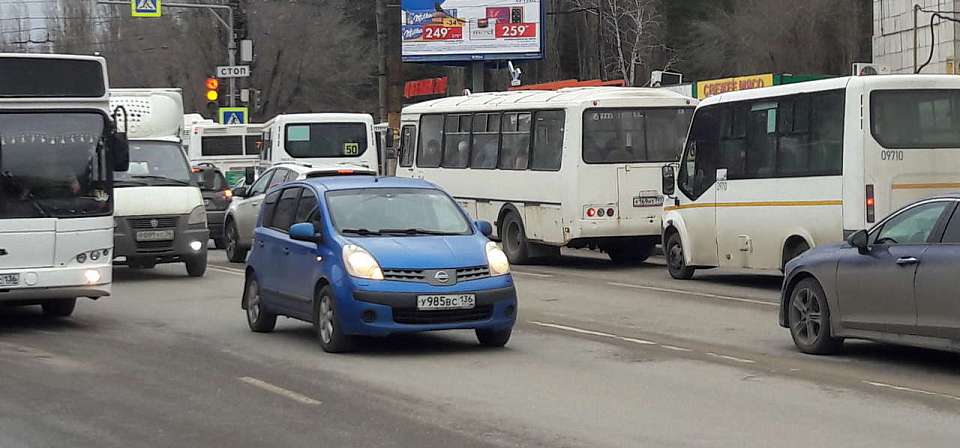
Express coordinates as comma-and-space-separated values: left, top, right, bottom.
97, 0, 237, 106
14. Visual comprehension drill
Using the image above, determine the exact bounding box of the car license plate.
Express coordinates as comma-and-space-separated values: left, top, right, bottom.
633, 195, 664, 208
136, 230, 175, 242
416, 294, 476, 311
0, 273, 20, 287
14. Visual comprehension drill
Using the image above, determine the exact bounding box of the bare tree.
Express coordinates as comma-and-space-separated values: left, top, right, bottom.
572, 0, 671, 86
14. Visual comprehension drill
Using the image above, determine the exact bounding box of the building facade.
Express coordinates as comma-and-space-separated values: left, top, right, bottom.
874, 0, 960, 74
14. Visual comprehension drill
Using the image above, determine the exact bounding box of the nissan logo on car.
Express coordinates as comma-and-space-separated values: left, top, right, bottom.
433, 271, 450, 283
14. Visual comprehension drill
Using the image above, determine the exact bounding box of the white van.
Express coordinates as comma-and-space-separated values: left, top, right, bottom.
258, 113, 379, 173
109, 88, 208, 276
661, 75, 960, 279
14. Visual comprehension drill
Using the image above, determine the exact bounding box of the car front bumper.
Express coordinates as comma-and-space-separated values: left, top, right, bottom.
114, 215, 209, 264
334, 276, 518, 337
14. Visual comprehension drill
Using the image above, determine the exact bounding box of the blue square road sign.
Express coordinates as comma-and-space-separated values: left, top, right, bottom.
220, 107, 249, 125
132, 0, 162, 17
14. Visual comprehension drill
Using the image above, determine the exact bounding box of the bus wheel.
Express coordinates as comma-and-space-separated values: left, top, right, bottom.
500, 213, 531, 265
665, 232, 696, 280
606, 238, 655, 264
41, 298, 77, 318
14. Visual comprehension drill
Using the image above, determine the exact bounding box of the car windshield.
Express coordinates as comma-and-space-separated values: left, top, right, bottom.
114, 141, 193, 187
284, 123, 368, 158
0, 112, 111, 218
326, 188, 471, 236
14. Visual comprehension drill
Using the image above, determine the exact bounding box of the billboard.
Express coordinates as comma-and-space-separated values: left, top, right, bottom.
401, 0, 544, 62
695, 73, 774, 100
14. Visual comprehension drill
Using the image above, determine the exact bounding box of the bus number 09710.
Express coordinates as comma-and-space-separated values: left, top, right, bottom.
881, 150, 904, 161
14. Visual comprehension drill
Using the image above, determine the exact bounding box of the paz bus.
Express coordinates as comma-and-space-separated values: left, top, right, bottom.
398, 87, 696, 264
0, 53, 129, 316
661, 75, 960, 279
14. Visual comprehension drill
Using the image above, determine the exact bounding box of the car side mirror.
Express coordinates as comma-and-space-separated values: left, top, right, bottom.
290, 222, 322, 244
112, 132, 130, 172
244, 166, 256, 185
232, 186, 249, 198
662, 165, 676, 196
475, 220, 493, 238
848, 229, 869, 254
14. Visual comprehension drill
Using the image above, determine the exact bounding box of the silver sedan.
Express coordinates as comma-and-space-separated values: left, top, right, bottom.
780, 194, 960, 354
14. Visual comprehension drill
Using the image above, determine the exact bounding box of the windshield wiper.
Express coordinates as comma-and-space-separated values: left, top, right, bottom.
341, 228, 382, 236
130, 175, 191, 186
378, 228, 462, 236
114, 178, 150, 187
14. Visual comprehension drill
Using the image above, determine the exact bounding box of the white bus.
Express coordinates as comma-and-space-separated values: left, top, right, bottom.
398, 88, 696, 264
258, 113, 379, 174
0, 53, 129, 316
661, 75, 960, 279
187, 123, 264, 186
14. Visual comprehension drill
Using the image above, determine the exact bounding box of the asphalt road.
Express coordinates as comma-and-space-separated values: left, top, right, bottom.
2, 249, 960, 447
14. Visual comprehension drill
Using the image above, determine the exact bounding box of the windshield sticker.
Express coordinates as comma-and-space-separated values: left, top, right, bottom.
128, 162, 150, 175
287, 125, 311, 142
344, 143, 360, 156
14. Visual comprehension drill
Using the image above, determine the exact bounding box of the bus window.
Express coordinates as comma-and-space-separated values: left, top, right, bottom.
499, 112, 531, 170
442, 114, 471, 168
399, 125, 416, 167
471, 113, 500, 169
284, 123, 368, 158
873, 90, 960, 149
530, 111, 564, 171
777, 91, 843, 176
719, 105, 747, 178
244, 135, 261, 155
744, 102, 777, 178
417, 115, 443, 168
583, 108, 693, 164
201, 136, 244, 156
678, 107, 722, 200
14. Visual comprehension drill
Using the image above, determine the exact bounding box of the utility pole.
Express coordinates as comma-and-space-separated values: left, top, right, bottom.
96, 0, 238, 106
376, 0, 388, 123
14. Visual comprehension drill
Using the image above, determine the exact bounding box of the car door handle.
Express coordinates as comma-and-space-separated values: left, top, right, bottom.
257, 240, 264, 248
283, 247, 290, 255
896, 257, 919, 266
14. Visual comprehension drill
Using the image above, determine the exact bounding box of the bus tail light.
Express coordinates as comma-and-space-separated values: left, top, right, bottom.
866, 184, 876, 223
586, 208, 596, 217
597, 208, 606, 217
607, 208, 616, 217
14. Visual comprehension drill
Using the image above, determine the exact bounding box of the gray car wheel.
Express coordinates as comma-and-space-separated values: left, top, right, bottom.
225, 221, 248, 263
315, 286, 353, 353
245, 277, 276, 333
788, 277, 842, 355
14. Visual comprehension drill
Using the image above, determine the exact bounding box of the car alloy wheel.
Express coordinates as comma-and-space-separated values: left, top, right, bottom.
319, 295, 335, 345
247, 285, 261, 323
790, 286, 823, 346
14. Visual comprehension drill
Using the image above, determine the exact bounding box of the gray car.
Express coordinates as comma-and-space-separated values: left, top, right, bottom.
223, 163, 375, 262
780, 195, 960, 355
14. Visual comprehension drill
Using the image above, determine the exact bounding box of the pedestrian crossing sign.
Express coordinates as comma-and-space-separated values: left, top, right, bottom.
131, 0, 162, 18
219, 107, 249, 125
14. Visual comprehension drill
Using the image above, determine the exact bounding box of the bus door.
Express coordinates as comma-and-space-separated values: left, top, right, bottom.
673, 107, 721, 268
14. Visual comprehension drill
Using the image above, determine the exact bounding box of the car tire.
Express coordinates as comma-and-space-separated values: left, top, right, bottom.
225, 221, 248, 263
788, 277, 843, 355
607, 239, 655, 264
500, 213, 531, 265
476, 328, 512, 347
245, 277, 277, 333
185, 251, 208, 277
41, 298, 77, 318
315, 286, 353, 353
214, 237, 227, 250
665, 232, 695, 280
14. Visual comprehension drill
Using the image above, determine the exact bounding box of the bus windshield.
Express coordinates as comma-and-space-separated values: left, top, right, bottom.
583, 108, 694, 163
284, 123, 368, 158
0, 112, 110, 219
115, 141, 193, 187
872, 90, 960, 148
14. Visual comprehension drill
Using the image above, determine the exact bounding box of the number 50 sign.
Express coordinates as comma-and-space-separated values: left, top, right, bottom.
496, 23, 537, 39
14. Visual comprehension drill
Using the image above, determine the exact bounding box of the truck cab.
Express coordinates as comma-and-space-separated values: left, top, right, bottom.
109, 88, 208, 276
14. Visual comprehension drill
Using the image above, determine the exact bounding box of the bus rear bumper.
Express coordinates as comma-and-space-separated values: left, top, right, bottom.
0, 265, 111, 302
572, 217, 663, 240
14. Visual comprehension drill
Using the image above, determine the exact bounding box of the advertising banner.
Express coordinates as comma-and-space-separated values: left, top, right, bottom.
401, 0, 544, 62
695, 73, 774, 99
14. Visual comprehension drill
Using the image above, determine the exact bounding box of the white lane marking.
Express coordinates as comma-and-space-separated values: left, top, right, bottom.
209, 266, 244, 276
659, 345, 693, 352
863, 381, 960, 402
620, 337, 657, 345
513, 271, 554, 278
529, 321, 618, 339
606, 281, 777, 307
238, 377, 322, 405
705, 352, 756, 364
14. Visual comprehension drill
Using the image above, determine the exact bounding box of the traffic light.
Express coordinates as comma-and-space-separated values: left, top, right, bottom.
205, 77, 220, 102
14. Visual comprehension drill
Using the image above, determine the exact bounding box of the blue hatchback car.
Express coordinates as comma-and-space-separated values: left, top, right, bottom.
242, 176, 517, 352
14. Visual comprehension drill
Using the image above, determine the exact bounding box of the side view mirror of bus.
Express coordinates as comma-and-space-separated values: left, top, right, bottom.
112, 132, 130, 172
848, 230, 870, 254
244, 166, 256, 185
662, 165, 676, 196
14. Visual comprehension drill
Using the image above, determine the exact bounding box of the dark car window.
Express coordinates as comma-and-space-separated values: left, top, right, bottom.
196, 169, 227, 192
873, 201, 952, 245
295, 189, 317, 224
942, 206, 960, 243
248, 170, 274, 196
271, 187, 301, 232
261, 189, 282, 228
268, 168, 290, 189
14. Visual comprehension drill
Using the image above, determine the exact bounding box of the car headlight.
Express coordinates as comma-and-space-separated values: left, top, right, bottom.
486, 242, 510, 276
342, 245, 384, 280
187, 205, 207, 226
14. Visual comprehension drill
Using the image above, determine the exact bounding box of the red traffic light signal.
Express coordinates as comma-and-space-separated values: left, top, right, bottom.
205, 77, 220, 102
